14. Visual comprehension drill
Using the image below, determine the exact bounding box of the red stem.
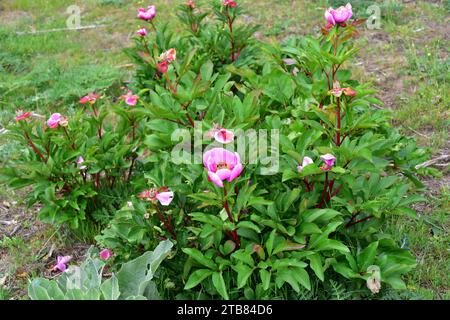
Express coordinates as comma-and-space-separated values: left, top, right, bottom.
23, 132, 46, 162
223, 187, 240, 246
346, 215, 373, 228
153, 203, 177, 239
319, 172, 329, 208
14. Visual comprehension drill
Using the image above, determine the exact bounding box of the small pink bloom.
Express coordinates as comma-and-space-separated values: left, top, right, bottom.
77, 156, 87, 170
100, 249, 113, 260
325, 3, 352, 25
186, 0, 196, 9
203, 148, 243, 188
138, 187, 174, 206
283, 58, 296, 66
320, 154, 336, 171
297, 156, 314, 173
223, 0, 237, 8
120, 91, 139, 106
79, 93, 100, 105
15, 111, 31, 122
47, 113, 62, 129
136, 28, 148, 36
137, 5, 156, 21
156, 191, 174, 206
214, 129, 234, 144
53, 255, 72, 272
157, 60, 169, 73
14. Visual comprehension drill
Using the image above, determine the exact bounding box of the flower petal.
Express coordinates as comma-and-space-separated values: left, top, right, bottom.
156, 191, 174, 206
208, 171, 224, 188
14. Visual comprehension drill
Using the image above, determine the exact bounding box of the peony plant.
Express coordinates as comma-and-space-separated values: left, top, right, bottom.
2, 1, 430, 300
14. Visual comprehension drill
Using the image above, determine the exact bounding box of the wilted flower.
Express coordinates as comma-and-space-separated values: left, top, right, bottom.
138, 187, 174, 206
329, 87, 357, 97
120, 91, 139, 106
366, 265, 381, 294
53, 255, 72, 272
214, 128, 234, 144
159, 48, 177, 63
136, 28, 148, 36
320, 154, 336, 171
324, 3, 353, 26
297, 156, 314, 173
15, 111, 31, 122
203, 148, 243, 188
47, 113, 62, 129
79, 93, 100, 105
100, 249, 113, 260
137, 5, 156, 21
223, 0, 237, 8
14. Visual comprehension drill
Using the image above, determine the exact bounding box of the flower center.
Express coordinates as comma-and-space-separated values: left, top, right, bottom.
216, 161, 230, 170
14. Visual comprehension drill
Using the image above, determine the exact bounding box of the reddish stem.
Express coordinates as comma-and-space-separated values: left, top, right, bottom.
319, 172, 329, 208
336, 97, 341, 146
23, 132, 46, 162
153, 203, 177, 239
223, 187, 240, 246
345, 215, 373, 228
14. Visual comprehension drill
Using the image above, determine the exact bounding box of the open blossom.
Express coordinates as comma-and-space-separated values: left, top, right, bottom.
325, 3, 353, 26
53, 255, 72, 272
120, 91, 139, 106
47, 113, 62, 129
15, 111, 31, 122
320, 154, 336, 171
214, 128, 234, 144
137, 5, 156, 21
223, 0, 237, 8
297, 156, 314, 173
100, 249, 113, 260
138, 187, 174, 206
79, 93, 100, 105
203, 148, 243, 188
282, 58, 296, 66
136, 28, 148, 36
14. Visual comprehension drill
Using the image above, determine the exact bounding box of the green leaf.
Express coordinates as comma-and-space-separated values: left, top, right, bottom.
259, 269, 271, 291
117, 240, 173, 299
184, 269, 213, 290
308, 254, 324, 281
212, 272, 229, 300
233, 263, 254, 289
314, 239, 349, 253
293, 267, 311, 291
100, 275, 120, 300
182, 248, 217, 269
357, 241, 379, 272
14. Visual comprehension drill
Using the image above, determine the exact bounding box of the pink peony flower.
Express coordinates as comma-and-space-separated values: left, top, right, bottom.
203, 148, 243, 188
136, 28, 148, 36
79, 93, 100, 105
214, 128, 234, 144
137, 5, 156, 21
223, 0, 237, 8
47, 113, 62, 129
186, 0, 195, 9
15, 111, 31, 122
320, 154, 336, 171
120, 91, 139, 106
157, 60, 169, 73
297, 156, 314, 173
324, 3, 353, 25
138, 187, 174, 206
100, 249, 113, 260
53, 255, 72, 272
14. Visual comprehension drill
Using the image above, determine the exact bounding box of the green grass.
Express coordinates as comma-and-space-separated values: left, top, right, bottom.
0, 0, 448, 300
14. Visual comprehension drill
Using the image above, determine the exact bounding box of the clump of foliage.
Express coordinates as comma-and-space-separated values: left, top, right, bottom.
1, 1, 429, 300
